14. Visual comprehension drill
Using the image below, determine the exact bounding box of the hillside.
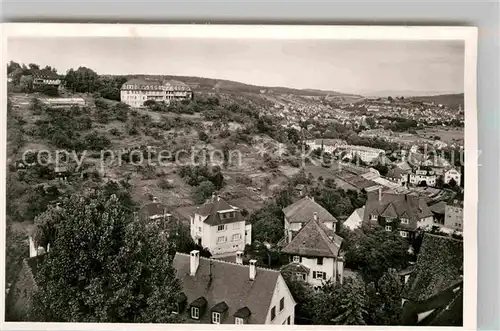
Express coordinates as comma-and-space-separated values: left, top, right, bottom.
410, 93, 464, 109
122, 74, 361, 98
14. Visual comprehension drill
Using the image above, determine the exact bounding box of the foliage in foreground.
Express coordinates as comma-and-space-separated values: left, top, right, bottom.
31, 189, 183, 323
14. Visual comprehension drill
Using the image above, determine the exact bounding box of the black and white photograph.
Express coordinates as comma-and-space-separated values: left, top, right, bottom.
2, 24, 477, 329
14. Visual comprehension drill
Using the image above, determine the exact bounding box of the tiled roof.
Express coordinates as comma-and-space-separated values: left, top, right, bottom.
172, 253, 281, 324
282, 219, 343, 258
387, 167, 407, 179
32, 69, 59, 79
429, 201, 446, 215
194, 197, 244, 226
281, 262, 310, 274
363, 191, 433, 230
335, 171, 380, 191
283, 196, 338, 224
402, 234, 463, 302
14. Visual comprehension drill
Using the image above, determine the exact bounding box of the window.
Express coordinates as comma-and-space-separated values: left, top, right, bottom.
293, 256, 301, 263
296, 272, 305, 281
233, 222, 240, 229
370, 214, 378, 221
401, 218, 409, 224
232, 233, 242, 241
313, 271, 326, 280
217, 224, 226, 232
217, 236, 227, 244
400, 231, 408, 238
280, 297, 285, 311
235, 317, 244, 324
385, 217, 394, 223
212, 312, 221, 324
191, 307, 199, 319
271, 306, 276, 321
385, 225, 392, 231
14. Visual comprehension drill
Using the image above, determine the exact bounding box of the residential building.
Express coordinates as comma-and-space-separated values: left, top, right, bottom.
305, 139, 346, 154
172, 251, 296, 324
444, 168, 462, 187
343, 206, 365, 230
334, 170, 380, 193
138, 197, 173, 228
281, 218, 344, 288
338, 145, 385, 163
282, 196, 338, 244
444, 200, 464, 231
32, 69, 61, 87
190, 195, 251, 256
401, 234, 463, 326
387, 167, 410, 186
120, 78, 193, 108
409, 167, 437, 187
429, 201, 446, 225
363, 188, 434, 238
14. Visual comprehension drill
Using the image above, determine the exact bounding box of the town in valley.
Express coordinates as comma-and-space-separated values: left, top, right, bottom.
5, 39, 465, 327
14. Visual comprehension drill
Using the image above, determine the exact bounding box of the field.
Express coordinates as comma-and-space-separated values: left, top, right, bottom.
416, 127, 464, 144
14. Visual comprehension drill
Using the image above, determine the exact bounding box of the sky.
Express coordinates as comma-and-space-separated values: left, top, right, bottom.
7, 37, 464, 96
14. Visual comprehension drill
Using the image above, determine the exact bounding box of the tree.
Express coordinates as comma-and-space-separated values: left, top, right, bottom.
332, 277, 368, 325
366, 269, 403, 325
344, 223, 410, 283
31, 190, 183, 323
198, 130, 209, 143
6, 223, 29, 285
193, 180, 216, 204
281, 268, 315, 324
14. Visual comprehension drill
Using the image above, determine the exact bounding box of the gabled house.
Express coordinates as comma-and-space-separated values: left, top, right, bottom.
32, 69, 61, 87
190, 195, 251, 256
282, 196, 338, 244
138, 197, 173, 227
401, 234, 463, 326
172, 251, 296, 324
343, 206, 365, 230
363, 188, 434, 238
281, 218, 344, 288
444, 168, 462, 187
444, 199, 464, 231
409, 167, 437, 187
387, 167, 410, 186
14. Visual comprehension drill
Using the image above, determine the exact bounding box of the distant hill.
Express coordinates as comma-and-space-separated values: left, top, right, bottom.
410, 93, 464, 109
122, 74, 360, 98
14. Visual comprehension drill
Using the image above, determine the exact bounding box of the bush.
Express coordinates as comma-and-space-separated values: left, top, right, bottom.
158, 178, 174, 190
34, 85, 59, 97
109, 128, 122, 136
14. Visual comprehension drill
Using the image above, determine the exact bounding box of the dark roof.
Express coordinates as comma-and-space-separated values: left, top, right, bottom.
282, 196, 338, 224
402, 234, 463, 302
233, 307, 252, 319
32, 69, 59, 79
429, 201, 446, 215
363, 191, 434, 230
191, 296, 208, 308
139, 202, 170, 218
282, 219, 343, 258
195, 197, 244, 226
176, 292, 188, 303
122, 78, 162, 89
211, 301, 229, 313
281, 262, 310, 274
173, 253, 285, 324
387, 167, 406, 179
335, 171, 380, 190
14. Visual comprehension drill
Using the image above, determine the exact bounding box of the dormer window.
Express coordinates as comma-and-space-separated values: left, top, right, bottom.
191, 307, 199, 319
212, 312, 221, 324
370, 214, 378, 221
235, 317, 244, 324
401, 218, 409, 224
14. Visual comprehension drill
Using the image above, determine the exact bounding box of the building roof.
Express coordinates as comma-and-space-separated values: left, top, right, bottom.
335, 171, 380, 191
363, 191, 434, 230
282, 219, 343, 258
282, 196, 338, 224
194, 196, 244, 226
387, 167, 407, 179
402, 234, 463, 302
343, 207, 365, 230
395, 160, 413, 172
280, 262, 311, 274
139, 201, 171, 219
172, 253, 283, 324
32, 69, 59, 79
429, 201, 446, 215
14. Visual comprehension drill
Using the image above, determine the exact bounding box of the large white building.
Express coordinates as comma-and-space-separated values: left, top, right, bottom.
339, 145, 385, 163
409, 168, 437, 187
190, 195, 251, 256
120, 78, 193, 108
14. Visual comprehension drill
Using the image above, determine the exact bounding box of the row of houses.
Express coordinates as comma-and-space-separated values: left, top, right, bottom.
120, 78, 193, 108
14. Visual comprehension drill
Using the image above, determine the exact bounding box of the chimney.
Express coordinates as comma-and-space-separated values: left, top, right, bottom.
236, 251, 243, 265
29, 235, 37, 258
378, 186, 382, 201
249, 259, 257, 280
313, 212, 318, 221
217, 195, 221, 202
190, 250, 200, 276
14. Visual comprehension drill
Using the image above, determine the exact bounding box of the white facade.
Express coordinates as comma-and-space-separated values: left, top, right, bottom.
444, 168, 461, 187
33, 78, 61, 86
291, 255, 339, 288
265, 274, 296, 325
120, 79, 192, 108
409, 169, 437, 186
340, 145, 384, 163
445, 204, 463, 231
190, 212, 249, 256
